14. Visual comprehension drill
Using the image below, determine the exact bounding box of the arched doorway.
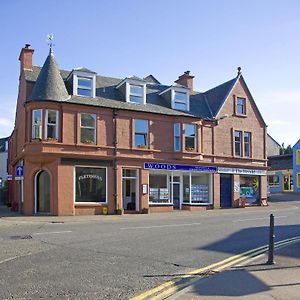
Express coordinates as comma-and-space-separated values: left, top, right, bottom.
35, 170, 50, 213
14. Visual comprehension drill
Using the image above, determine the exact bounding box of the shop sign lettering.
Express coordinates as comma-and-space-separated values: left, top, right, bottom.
144, 162, 217, 173
218, 167, 266, 176
78, 174, 102, 181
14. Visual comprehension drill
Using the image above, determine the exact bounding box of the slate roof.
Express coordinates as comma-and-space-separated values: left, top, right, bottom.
0, 137, 9, 153
268, 154, 293, 171
29, 51, 70, 101
24, 55, 246, 120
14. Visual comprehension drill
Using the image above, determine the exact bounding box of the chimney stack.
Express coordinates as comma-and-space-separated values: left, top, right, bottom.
19, 44, 34, 74
175, 70, 195, 93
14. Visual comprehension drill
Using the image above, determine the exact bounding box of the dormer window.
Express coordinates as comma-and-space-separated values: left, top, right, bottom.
174, 91, 188, 111
159, 86, 190, 111
129, 84, 144, 104
77, 77, 92, 97
116, 77, 146, 104
68, 68, 96, 98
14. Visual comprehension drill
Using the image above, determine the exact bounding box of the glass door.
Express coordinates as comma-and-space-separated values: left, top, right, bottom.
170, 174, 182, 209
283, 174, 293, 192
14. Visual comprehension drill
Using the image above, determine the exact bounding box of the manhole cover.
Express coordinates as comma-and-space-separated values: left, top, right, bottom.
10, 235, 32, 240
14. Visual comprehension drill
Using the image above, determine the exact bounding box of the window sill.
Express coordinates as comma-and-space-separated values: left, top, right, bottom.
234, 113, 247, 118
182, 203, 212, 206
149, 203, 173, 206
75, 202, 107, 206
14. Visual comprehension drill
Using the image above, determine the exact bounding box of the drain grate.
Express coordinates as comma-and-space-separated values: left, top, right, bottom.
51, 221, 64, 224
10, 235, 32, 240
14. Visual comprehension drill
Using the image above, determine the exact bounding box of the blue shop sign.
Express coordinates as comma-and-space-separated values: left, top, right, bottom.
144, 162, 217, 173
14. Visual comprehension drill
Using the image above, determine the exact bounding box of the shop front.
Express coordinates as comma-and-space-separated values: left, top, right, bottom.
145, 163, 215, 211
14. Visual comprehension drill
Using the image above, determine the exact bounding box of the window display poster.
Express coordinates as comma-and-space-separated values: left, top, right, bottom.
240, 176, 259, 203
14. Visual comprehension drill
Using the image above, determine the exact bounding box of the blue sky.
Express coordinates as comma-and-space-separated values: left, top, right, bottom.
1, 0, 300, 145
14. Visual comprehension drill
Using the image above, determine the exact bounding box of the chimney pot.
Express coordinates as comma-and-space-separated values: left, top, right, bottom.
175, 71, 195, 93
25, 43, 31, 48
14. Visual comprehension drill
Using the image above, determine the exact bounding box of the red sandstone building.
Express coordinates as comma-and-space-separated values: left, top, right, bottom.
8, 45, 268, 215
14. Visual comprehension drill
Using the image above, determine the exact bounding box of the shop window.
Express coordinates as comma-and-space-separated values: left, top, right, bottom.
268, 175, 279, 187
75, 166, 107, 203
297, 174, 300, 187
297, 151, 300, 165
184, 124, 196, 152
149, 174, 170, 204
134, 119, 148, 148
183, 174, 190, 203
80, 113, 96, 144
46, 110, 58, 140
191, 174, 210, 204
236, 97, 246, 115
174, 123, 181, 152
32, 109, 43, 140
244, 132, 251, 157
240, 176, 260, 204
234, 131, 242, 156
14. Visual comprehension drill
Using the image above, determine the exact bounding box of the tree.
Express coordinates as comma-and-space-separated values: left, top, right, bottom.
280, 143, 293, 155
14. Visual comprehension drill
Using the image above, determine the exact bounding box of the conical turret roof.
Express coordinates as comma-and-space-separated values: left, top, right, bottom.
29, 51, 69, 101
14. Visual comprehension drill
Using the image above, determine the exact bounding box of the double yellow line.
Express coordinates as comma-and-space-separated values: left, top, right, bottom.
131, 236, 300, 300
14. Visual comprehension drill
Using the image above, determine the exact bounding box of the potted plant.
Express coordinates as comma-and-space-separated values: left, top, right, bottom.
141, 207, 150, 214
138, 144, 147, 149
116, 208, 124, 215
82, 139, 94, 145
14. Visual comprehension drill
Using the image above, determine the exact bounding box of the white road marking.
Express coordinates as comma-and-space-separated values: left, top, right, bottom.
120, 222, 201, 230
233, 216, 287, 222
32, 231, 72, 235
0, 252, 32, 264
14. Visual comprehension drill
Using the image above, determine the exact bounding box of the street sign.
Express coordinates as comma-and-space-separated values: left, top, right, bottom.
7, 175, 13, 181
16, 165, 24, 177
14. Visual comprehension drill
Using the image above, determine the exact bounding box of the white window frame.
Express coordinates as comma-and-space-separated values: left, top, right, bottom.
80, 113, 96, 144
244, 131, 251, 157
134, 119, 149, 148
73, 72, 96, 98
126, 81, 146, 104
74, 165, 108, 205
122, 168, 140, 211
184, 124, 197, 152
174, 123, 181, 152
45, 110, 59, 140
173, 90, 189, 111
32, 109, 43, 140
234, 130, 242, 156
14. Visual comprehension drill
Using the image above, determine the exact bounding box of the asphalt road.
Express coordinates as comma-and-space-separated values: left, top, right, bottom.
0, 194, 299, 299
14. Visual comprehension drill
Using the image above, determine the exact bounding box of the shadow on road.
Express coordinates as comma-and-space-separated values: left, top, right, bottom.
269, 192, 300, 202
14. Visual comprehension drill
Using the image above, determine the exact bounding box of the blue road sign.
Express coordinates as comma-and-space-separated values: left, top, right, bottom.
16, 165, 24, 177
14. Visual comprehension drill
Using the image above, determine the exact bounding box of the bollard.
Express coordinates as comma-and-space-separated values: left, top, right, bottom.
266, 213, 276, 265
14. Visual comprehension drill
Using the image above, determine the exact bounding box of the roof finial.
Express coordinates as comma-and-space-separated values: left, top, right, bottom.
237, 66, 241, 75
46, 33, 54, 54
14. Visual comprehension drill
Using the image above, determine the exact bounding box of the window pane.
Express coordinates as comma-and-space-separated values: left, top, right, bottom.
174, 123, 181, 151
191, 174, 210, 203
183, 174, 190, 203
34, 110, 42, 124
237, 97, 245, 114
174, 102, 187, 111
149, 174, 169, 203
78, 88, 92, 97
123, 169, 137, 178
75, 167, 106, 202
47, 110, 57, 124
185, 124, 195, 137
235, 131, 241, 141
80, 128, 95, 143
81, 114, 95, 128
185, 124, 196, 151
78, 78, 92, 88
130, 95, 143, 104
135, 134, 147, 147
130, 85, 143, 96
174, 91, 187, 101
135, 119, 148, 133
47, 125, 56, 139
244, 132, 251, 157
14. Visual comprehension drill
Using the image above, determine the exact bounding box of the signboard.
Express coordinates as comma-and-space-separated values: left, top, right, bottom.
7, 175, 13, 181
15, 165, 24, 180
218, 167, 267, 176
144, 162, 217, 173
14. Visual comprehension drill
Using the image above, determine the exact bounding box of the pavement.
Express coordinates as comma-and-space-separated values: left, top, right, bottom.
168, 240, 300, 300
